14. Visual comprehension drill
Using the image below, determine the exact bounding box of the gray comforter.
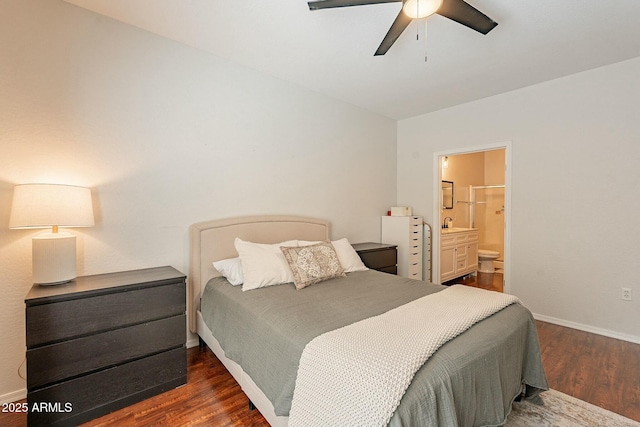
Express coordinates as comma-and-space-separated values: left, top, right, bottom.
201, 270, 548, 426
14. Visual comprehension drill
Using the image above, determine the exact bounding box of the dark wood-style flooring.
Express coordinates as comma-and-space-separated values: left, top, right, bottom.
443, 271, 504, 293
2, 319, 638, 426
536, 320, 640, 422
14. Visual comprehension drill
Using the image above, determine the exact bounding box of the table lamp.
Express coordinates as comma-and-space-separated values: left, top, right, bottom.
9, 184, 95, 285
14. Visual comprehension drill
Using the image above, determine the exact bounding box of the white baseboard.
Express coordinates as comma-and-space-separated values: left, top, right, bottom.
186, 337, 200, 349
1, 388, 26, 404
533, 313, 640, 345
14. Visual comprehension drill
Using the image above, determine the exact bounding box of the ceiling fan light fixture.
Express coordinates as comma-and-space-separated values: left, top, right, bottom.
403, 0, 443, 19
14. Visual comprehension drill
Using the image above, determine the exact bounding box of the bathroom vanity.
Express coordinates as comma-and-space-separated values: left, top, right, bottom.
440, 228, 478, 283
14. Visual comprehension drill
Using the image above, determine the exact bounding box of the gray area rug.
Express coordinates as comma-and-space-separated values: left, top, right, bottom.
507, 389, 640, 426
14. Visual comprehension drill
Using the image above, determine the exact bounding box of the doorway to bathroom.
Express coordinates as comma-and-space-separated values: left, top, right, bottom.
432, 142, 511, 293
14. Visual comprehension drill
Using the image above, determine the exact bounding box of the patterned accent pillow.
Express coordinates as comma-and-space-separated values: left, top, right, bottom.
281, 241, 346, 290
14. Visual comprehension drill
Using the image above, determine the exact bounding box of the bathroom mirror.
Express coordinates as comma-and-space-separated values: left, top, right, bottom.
442, 181, 454, 209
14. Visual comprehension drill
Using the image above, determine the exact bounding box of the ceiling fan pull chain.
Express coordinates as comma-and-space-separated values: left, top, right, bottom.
415, 18, 428, 61
424, 19, 428, 62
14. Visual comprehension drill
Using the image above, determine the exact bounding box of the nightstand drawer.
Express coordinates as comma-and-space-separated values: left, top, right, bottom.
27, 314, 186, 390
27, 282, 185, 347
377, 265, 398, 274
27, 347, 187, 427
352, 243, 398, 274
358, 248, 397, 270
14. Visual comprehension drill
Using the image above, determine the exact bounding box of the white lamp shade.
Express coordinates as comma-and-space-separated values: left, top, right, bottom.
9, 184, 95, 229
403, 0, 443, 19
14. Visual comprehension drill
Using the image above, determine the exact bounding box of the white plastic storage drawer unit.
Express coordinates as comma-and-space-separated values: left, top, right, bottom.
381, 215, 423, 280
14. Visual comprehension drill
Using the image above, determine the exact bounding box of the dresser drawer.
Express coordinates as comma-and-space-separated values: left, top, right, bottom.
27, 347, 186, 427
26, 282, 185, 347
27, 314, 186, 390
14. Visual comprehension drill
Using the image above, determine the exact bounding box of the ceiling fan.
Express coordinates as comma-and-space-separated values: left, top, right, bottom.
307, 0, 498, 56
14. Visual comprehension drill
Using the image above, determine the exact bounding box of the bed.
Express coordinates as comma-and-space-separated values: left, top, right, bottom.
189, 215, 548, 427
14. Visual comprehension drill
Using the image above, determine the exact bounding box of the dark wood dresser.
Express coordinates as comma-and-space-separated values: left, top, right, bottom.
24, 266, 187, 427
352, 242, 398, 274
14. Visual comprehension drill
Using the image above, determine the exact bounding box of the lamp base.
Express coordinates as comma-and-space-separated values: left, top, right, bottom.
32, 232, 77, 285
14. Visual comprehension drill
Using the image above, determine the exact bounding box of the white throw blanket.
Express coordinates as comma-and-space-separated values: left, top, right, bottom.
288, 285, 521, 427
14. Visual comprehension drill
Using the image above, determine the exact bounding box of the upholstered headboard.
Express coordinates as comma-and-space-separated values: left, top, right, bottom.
188, 215, 330, 332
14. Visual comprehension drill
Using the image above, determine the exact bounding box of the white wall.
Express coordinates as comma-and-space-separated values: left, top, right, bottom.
0, 0, 397, 401
398, 57, 640, 343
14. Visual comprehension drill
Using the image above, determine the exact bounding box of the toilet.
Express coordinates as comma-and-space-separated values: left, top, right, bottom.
478, 249, 500, 273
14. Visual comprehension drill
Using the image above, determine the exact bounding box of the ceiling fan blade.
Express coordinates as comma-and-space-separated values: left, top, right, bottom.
374, 9, 413, 56
308, 0, 400, 11
436, 0, 497, 34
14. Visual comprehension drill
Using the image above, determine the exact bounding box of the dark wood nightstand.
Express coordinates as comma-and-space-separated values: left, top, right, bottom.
25, 266, 187, 427
352, 242, 398, 274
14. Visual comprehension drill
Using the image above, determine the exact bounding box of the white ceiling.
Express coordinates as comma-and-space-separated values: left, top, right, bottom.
64, 0, 640, 120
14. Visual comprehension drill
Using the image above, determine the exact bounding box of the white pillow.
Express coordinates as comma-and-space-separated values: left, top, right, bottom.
212, 257, 243, 286
299, 238, 368, 273
234, 238, 298, 291
331, 238, 368, 272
